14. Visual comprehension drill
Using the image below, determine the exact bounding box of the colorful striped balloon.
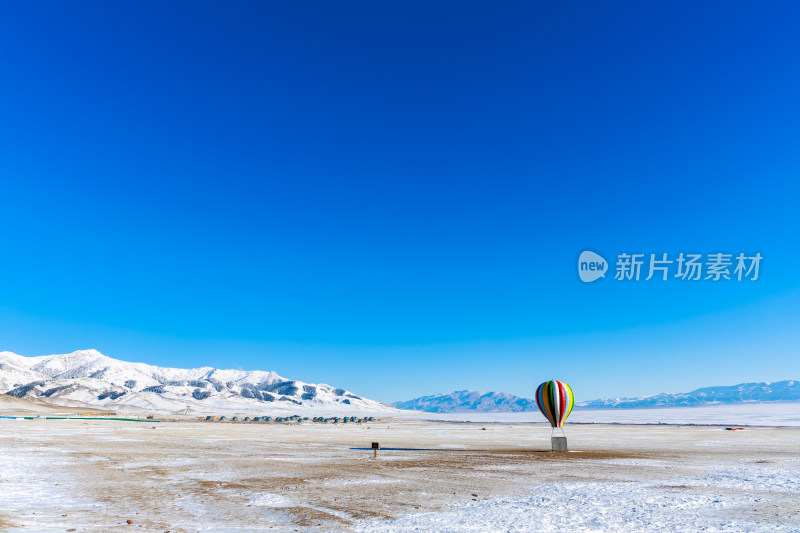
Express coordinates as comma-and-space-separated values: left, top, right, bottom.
535, 380, 574, 428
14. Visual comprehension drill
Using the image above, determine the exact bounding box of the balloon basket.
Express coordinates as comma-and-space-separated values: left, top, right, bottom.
551, 436, 568, 452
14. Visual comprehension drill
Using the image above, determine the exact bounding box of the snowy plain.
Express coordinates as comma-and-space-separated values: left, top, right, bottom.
1, 415, 798, 532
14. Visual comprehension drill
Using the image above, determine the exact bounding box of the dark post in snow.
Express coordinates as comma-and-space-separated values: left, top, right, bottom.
371, 442, 380, 458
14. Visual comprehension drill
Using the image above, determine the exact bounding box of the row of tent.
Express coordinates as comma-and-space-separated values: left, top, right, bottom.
202, 415, 377, 423
312, 416, 375, 423
204, 415, 308, 422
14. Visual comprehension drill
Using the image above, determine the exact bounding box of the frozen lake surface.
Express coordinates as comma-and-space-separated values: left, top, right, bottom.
407, 401, 800, 427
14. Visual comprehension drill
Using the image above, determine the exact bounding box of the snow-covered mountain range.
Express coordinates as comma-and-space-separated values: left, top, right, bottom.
0, 350, 394, 415
394, 381, 800, 413
393, 390, 536, 413
580, 380, 800, 408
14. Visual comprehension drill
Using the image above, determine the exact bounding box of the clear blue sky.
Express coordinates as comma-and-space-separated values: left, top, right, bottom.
1, 2, 799, 402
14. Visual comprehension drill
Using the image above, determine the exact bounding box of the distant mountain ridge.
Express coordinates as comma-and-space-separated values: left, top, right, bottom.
0, 349, 393, 415
581, 380, 800, 408
393, 390, 537, 413
394, 380, 800, 413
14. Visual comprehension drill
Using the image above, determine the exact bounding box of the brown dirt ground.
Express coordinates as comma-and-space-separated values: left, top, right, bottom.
1, 418, 798, 531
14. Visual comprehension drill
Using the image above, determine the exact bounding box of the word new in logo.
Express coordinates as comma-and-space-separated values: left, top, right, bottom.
578, 251, 607, 283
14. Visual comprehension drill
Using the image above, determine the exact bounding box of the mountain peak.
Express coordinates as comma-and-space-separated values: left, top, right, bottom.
1, 350, 394, 415
579, 380, 800, 409
393, 390, 537, 413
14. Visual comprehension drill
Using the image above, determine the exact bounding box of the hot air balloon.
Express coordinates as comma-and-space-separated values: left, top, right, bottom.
535, 380, 574, 429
